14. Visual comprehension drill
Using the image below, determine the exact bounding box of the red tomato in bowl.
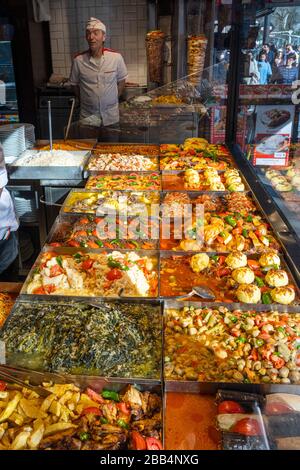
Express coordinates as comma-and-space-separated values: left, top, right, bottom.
217, 401, 245, 414
232, 418, 263, 436
265, 402, 293, 415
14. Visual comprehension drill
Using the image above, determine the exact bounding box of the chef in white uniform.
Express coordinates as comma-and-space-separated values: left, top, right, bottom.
0, 145, 19, 275
69, 17, 128, 140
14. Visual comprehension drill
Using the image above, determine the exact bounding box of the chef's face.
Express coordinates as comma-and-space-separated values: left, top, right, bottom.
86, 28, 105, 52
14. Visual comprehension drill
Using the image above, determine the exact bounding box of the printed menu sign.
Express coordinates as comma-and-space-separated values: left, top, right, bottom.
253, 105, 294, 166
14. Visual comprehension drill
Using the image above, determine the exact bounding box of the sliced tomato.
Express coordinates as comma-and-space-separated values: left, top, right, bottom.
86, 388, 105, 404
81, 407, 102, 416
218, 255, 226, 265
33, 286, 46, 295
146, 437, 163, 450
0, 381, 7, 391
271, 354, 285, 369
247, 259, 260, 270
216, 267, 231, 277
75, 230, 88, 237
44, 284, 56, 294
49, 265, 64, 277
232, 418, 263, 436
265, 402, 293, 416
81, 259, 94, 270
131, 431, 147, 450
117, 402, 131, 415
67, 239, 81, 248
106, 269, 122, 281
217, 401, 245, 414
49, 242, 61, 247
79, 217, 90, 225
87, 241, 100, 249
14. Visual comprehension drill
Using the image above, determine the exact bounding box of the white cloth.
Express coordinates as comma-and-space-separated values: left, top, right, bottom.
0, 146, 18, 240
69, 49, 128, 126
32, 0, 50, 22
86, 17, 106, 34
249, 59, 260, 84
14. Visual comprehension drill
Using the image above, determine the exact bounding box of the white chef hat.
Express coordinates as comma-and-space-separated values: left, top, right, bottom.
86, 17, 106, 34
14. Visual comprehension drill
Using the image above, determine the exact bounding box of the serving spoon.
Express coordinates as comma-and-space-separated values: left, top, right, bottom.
165, 285, 216, 301
87, 285, 216, 305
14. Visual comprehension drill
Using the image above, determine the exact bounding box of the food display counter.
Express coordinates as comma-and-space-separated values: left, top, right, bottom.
1, 137, 300, 451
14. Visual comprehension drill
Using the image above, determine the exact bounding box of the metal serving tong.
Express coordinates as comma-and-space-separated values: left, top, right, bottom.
0, 365, 51, 398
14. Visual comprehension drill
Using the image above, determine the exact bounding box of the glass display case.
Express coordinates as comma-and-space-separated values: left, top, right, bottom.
229, 1, 300, 276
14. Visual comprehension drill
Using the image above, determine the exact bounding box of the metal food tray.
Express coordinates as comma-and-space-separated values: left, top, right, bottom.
85, 156, 160, 176
60, 188, 161, 216
161, 170, 250, 192
45, 213, 160, 250
94, 142, 160, 156
159, 250, 300, 305
8, 150, 91, 180
34, 139, 97, 151
85, 171, 162, 190
1, 296, 163, 382
163, 300, 300, 394
20, 245, 160, 299
0, 282, 23, 294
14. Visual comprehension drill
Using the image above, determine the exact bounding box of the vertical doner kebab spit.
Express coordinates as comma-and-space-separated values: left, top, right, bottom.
187, 34, 208, 86
146, 30, 166, 84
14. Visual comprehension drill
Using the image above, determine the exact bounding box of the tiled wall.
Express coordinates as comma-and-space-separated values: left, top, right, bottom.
49, 0, 148, 85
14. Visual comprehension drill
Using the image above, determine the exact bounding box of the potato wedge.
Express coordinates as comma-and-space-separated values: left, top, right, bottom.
59, 391, 74, 405
0, 423, 8, 440
49, 401, 61, 417
45, 384, 79, 397
40, 394, 56, 412
44, 422, 77, 437
27, 421, 45, 450
10, 431, 31, 450
1, 432, 11, 448
0, 392, 21, 423
19, 399, 46, 419
9, 412, 24, 426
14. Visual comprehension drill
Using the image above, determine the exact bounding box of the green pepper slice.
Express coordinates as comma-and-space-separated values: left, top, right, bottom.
262, 292, 272, 304
102, 390, 120, 402
224, 216, 237, 227
255, 276, 265, 287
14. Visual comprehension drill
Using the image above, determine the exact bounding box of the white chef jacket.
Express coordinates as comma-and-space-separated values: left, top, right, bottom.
0, 146, 18, 240
69, 48, 128, 126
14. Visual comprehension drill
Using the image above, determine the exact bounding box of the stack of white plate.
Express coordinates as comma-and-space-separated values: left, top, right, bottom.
14, 193, 39, 223
22, 123, 35, 149
0, 124, 26, 158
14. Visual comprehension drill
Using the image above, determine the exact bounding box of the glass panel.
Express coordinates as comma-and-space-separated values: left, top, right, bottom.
0, 40, 19, 124
235, 3, 300, 239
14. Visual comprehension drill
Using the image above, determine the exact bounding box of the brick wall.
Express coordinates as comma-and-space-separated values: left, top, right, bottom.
49, 0, 148, 85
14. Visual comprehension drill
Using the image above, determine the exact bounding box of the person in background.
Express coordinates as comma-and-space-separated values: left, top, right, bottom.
257, 52, 272, 84
261, 44, 275, 65
279, 54, 299, 84
0, 144, 18, 276
284, 44, 299, 66
247, 52, 260, 84
69, 17, 128, 141
270, 51, 285, 83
